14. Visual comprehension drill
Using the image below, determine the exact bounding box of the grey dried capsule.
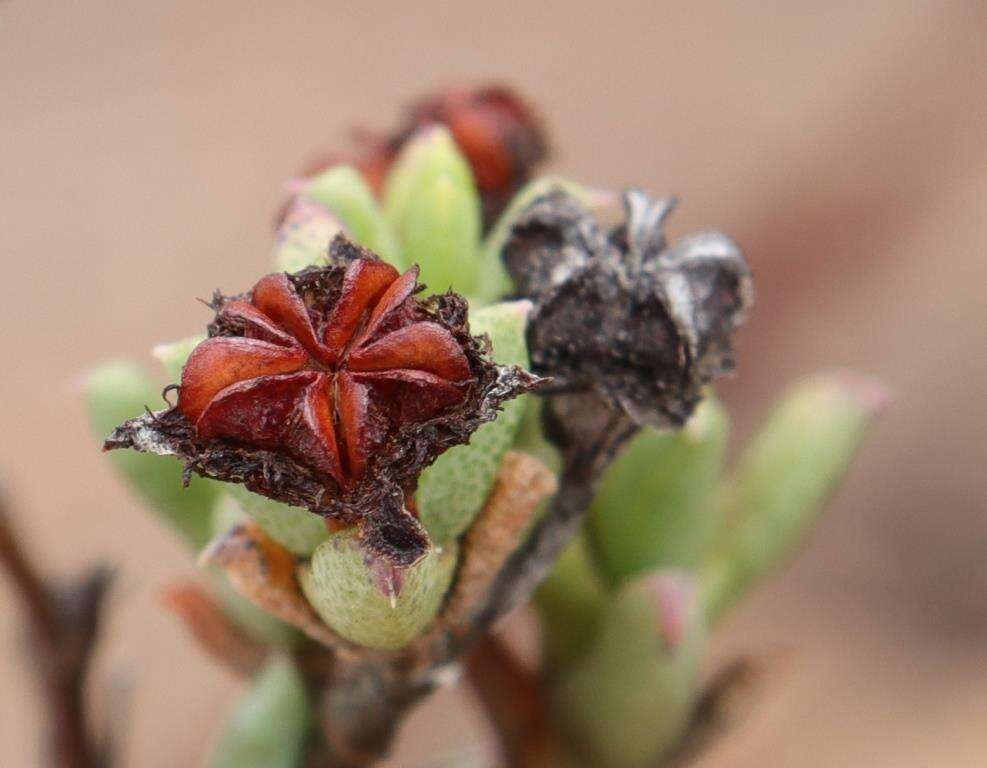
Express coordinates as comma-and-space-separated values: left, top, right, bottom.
502, 188, 752, 428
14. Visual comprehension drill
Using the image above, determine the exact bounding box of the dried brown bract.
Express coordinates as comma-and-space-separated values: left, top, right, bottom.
103, 235, 543, 566
502, 188, 753, 428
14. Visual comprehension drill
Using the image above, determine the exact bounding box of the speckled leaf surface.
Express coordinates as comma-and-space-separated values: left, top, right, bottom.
299, 530, 457, 651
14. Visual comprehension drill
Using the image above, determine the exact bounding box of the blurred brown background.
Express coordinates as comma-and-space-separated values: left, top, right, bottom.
2, 1, 985, 765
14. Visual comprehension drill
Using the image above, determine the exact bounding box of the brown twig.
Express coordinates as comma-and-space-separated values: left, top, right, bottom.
470, 402, 637, 639
0, 490, 113, 768
663, 655, 779, 768
160, 582, 269, 678
464, 633, 563, 768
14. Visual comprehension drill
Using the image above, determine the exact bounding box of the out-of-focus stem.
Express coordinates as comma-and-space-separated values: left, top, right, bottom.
0, 490, 111, 768
465, 633, 566, 768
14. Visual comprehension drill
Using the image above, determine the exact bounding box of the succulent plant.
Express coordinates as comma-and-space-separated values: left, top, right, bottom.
77, 86, 883, 768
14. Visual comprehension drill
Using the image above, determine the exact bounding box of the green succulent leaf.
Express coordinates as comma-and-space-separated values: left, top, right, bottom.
210, 656, 310, 768
301, 164, 401, 265
226, 485, 329, 558
273, 197, 344, 273
383, 126, 487, 300
416, 300, 532, 543
299, 530, 457, 651
703, 372, 887, 622
556, 571, 706, 768
84, 360, 218, 548
587, 397, 729, 586
534, 533, 608, 671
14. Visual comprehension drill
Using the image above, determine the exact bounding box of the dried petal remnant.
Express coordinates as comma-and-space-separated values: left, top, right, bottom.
105, 235, 542, 565
502, 189, 753, 428
200, 522, 354, 652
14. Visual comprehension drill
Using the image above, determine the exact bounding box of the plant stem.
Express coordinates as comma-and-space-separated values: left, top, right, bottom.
464, 633, 564, 767
0, 491, 112, 768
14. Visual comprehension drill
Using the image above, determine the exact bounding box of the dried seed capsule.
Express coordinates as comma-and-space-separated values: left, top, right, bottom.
481, 175, 603, 299
104, 234, 543, 567
502, 188, 753, 429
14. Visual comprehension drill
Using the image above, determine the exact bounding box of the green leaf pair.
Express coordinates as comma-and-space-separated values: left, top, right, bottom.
537, 373, 885, 767
570, 373, 885, 623
281, 127, 596, 308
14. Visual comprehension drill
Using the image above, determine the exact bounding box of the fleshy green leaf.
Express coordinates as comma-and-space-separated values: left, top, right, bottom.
210, 656, 310, 768
556, 572, 706, 768
226, 485, 329, 558
534, 533, 608, 671
703, 372, 887, 622
301, 164, 401, 265
299, 530, 457, 651
383, 127, 487, 300
273, 197, 344, 272
84, 360, 218, 548
587, 397, 729, 586
417, 301, 532, 543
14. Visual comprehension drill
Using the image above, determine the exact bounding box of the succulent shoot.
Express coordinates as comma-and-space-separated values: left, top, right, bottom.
77, 83, 892, 768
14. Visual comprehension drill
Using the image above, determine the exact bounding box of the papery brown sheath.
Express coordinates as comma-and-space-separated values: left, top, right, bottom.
104, 235, 543, 566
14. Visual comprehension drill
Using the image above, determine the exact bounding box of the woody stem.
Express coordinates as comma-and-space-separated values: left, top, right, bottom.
0, 491, 113, 768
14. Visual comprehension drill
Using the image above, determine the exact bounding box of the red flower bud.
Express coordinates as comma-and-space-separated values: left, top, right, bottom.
296, 84, 548, 229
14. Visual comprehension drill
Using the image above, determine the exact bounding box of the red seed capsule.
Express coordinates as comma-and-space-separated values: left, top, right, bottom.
179, 256, 472, 487
105, 235, 545, 566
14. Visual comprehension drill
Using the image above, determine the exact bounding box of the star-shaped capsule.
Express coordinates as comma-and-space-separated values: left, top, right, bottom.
104, 235, 544, 566
179, 256, 472, 489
